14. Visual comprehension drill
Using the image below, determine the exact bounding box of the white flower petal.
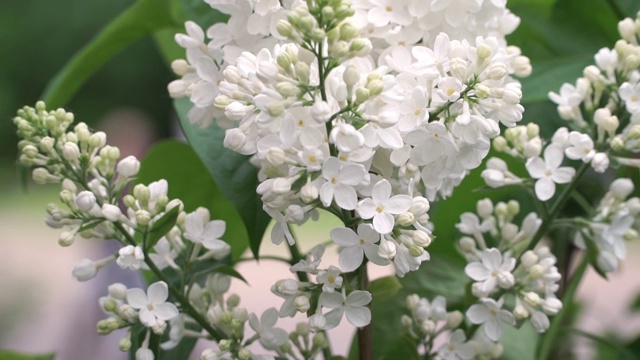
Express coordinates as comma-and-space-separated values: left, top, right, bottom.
535, 177, 556, 201
339, 245, 364, 272
126, 288, 148, 309
154, 303, 179, 320
147, 281, 169, 304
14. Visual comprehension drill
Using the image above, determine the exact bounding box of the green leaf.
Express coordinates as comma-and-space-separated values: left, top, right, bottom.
209, 264, 248, 284
136, 140, 249, 260
0, 352, 55, 360
146, 205, 180, 250
174, 98, 271, 259
179, 0, 229, 29
369, 276, 402, 302
501, 322, 538, 360
520, 55, 594, 103
41, 0, 179, 108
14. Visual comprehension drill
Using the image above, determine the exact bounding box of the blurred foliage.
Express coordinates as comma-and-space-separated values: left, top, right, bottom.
0, 0, 174, 167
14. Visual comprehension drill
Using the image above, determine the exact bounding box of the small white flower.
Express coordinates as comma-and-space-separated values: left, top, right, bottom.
525, 144, 575, 201
184, 207, 230, 257
248, 308, 288, 350
565, 131, 595, 162
320, 157, 367, 211
619, 82, 640, 113
466, 298, 515, 342
438, 329, 475, 360
117, 245, 145, 270
126, 281, 179, 327
357, 179, 412, 234
330, 224, 389, 272
319, 289, 372, 329
465, 248, 516, 293
316, 266, 343, 293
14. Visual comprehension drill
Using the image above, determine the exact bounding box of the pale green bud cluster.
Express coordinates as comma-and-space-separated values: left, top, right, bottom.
276, 0, 370, 63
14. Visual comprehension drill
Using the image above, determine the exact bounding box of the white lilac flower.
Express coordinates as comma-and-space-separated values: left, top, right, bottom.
466, 298, 515, 342
320, 289, 372, 329
330, 224, 390, 272
316, 266, 343, 293
565, 131, 595, 162
357, 179, 412, 234
320, 157, 367, 210
438, 329, 475, 360
290, 244, 325, 274
148, 238, 179, 271
248, 308, 288, 350
619, 82, 640, 113
525, 144, 576, 201
183, 207, 230, 256
126, 281, 179, 327
465, 248, 516, 293
117, 245, 145, 270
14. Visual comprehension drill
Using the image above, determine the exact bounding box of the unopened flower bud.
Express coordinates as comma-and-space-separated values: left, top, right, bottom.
501, 223, 518, 240
412, 230, 432, 247
489, 343, 504, 358
529, 264, 544, 279
76, 191, 97, 212
108, 283, 127, 300
309, 314, 326, 332
59, 230, 76, 247
123, 195, 136, 209
339, 22, 359, 40
458, 237, 476, 252
276, 82, 299, 97
294, 296, 310, 312
119, 336, 132, 352
611, 178, 634, 199
343, 65, 360, 87
408, 244, 424, 257
445, 311, 464, 329
497, 272, 515, 288
300, 182, 319, 203
520, 250, 538, 268
201, 348, 219, 360
512, 55, 532, 77
378, 239, 396, 260
117, 156, 140, 178
523, 291, 541, 307
513, 305, 529, 320
136, 210, 151, 226
476, 43, 492, 59
266, 148, 287, 166
406, 294, 420, 311
72, 259, 98, 281
477, 198, 494, 219
267, 102, 286, 117
366, 79, 384, 96
89, 132, 107, 148
295, 322, 310, 336
224, 128, 247, 152
495, 202, 508, 217
419, 319, 436, 335
396, 212, 415, 226
487, 62, 507, 80
355, 87, 370, 104
33, 167, 50, 185
493, 136, 508, 152
118, 304, 136, 321
276, 19, 293, 38
133, 184, 150, 202
410, 196, 430, 215
542, 298, 563, 315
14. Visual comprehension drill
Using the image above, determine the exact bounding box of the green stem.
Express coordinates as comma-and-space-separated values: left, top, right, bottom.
113, 222, 225, 341
524, 162, 590, 253
536, 255, 589, 360
357, 264, 373, 360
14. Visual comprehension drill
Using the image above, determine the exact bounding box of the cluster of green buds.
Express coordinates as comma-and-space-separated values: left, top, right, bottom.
276, 0, 371, 62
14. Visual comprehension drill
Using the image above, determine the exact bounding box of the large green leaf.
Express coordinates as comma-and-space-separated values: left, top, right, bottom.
41, 0, 180, 108
0, 352, 55, 360
136, 140, 249, 260
174, 97, 270, 259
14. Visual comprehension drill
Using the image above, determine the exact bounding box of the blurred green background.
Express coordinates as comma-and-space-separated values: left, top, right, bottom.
0, 0, 174, 172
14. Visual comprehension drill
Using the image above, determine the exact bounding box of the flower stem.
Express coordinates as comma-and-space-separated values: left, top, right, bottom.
536, 255, 589, 360
357, 263, 373, 360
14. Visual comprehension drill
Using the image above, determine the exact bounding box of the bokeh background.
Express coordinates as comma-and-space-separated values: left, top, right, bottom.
2, 0, 640, 359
